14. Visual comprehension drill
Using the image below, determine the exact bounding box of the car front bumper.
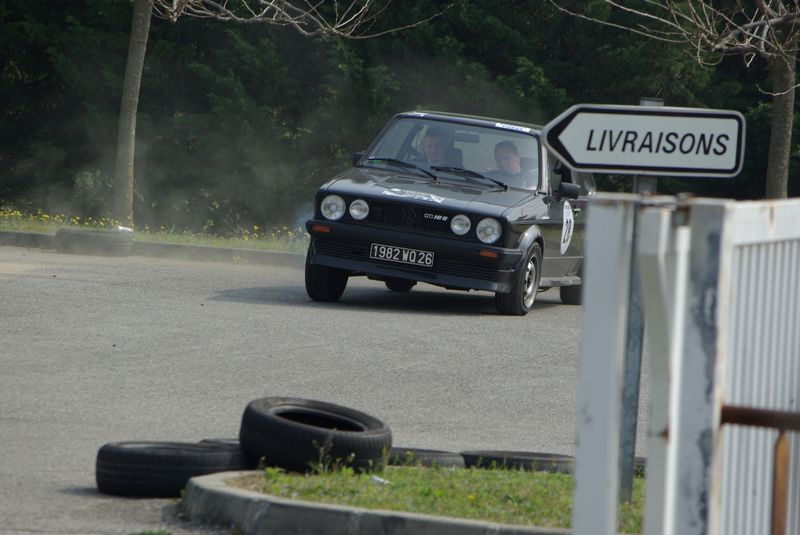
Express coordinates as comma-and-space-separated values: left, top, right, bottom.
306, 219, 523, 293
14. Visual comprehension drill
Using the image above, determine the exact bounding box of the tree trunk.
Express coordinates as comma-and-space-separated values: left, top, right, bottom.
112, 0, 153, 226
764, 38, 797, 200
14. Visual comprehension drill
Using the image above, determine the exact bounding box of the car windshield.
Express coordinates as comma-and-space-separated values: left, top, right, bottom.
363, 116, 541, 191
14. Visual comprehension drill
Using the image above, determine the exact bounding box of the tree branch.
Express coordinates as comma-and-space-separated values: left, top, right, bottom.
152, 0, 450, 39
549, 0, 800, 63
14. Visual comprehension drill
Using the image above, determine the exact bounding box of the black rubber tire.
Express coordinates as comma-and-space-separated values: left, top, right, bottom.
560, 285, 582, 305
55, 228, 132, 257
305, 244, 348, 302
385, 278, 416, 292
388, 447, 464, 468
460, 450, 575, 474
198, 437, 241, 447
495, 242, 542, 315
198, 438, 259, 468
239, 397, 392, 473
95, 441, 254, 498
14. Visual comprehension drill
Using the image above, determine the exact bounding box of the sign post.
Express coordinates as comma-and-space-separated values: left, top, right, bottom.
618, 98, 663, 505
549, 103, 746, 531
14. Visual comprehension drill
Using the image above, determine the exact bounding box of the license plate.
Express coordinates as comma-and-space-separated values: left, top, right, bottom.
369, 243, 434, 267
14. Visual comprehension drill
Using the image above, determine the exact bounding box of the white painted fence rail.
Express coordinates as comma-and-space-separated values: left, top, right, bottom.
572, 194, 800, 535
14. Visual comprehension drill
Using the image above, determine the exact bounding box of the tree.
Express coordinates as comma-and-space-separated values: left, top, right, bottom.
551, 1, 799, 199
113, 0, 153, 226
110, 0, 445, 226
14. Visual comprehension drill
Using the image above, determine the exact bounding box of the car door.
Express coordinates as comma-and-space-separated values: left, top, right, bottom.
539, 150, 585, 278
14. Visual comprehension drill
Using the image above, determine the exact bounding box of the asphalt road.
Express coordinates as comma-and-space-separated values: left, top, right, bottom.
0, 245, 649, 534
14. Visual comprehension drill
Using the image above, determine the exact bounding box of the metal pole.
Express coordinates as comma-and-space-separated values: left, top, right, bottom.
618, 99, 662, 503
618, 202, 644, 504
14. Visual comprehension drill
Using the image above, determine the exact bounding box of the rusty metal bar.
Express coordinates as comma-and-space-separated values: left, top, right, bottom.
772, 431, 789, 535
719, 405, 798, 535
720, 405, 800, 432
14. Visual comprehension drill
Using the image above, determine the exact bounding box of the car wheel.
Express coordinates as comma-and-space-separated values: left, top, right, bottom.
385, 278, 415, 292
460, 450, 575, 474
305, 245, 348, 302
95, 441, 254, 498
54, 228, 132, 257
388, 447, 464, 468
238, 397, 392, 473
495, 242, 542, 315
560, 284, 582, 305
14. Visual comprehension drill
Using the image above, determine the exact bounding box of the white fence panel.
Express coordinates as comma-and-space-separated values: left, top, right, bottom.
573, 195, 800, 535
712, 201, 800, 535
571, 194, 637, 535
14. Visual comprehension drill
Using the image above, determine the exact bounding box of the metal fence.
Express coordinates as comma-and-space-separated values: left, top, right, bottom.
714, 203, 800, 535
572, 195, 800, 535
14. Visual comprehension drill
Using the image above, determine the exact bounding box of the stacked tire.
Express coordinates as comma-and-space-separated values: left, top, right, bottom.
238, 397, 392, 474
95, 441, 257, 497
95, 397, 392, 498
55, 228, 133, 257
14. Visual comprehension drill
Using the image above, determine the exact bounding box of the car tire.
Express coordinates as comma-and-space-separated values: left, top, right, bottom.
385, 278, 415, 292
388, 447, 464, 468
305, 245, 348, 302
198, 438, 259, 468
238, 397, 392, 473
560, 285, 582, 305
460, 450, 575, 474
495, 242, 542, 316
54, 228, 132, 257
95, 441, 254, 498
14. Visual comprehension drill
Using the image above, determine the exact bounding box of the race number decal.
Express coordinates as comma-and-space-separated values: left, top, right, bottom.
560, 201, 574, 255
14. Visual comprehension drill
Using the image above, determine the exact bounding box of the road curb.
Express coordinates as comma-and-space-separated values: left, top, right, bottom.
182, 471, 571, 535
132, 241, 305, 269
0, 230, 305, 269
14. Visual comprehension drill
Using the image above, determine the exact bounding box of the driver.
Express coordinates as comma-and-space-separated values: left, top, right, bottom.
494, 141, 522, 175
421, 127, 450, 166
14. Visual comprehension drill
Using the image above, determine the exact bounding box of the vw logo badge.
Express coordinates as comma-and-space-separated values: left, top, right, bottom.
401, 207, 418, 227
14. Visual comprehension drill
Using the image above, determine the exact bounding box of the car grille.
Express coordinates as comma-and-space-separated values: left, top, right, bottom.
368, 202, 451, 233
313, 240, 501, 282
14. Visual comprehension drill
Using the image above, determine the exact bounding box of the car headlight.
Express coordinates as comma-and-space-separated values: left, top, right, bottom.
476, 218, 502, 244
349, 199, 369, 220
450, 214, 471, 235
320, 194, 346, 221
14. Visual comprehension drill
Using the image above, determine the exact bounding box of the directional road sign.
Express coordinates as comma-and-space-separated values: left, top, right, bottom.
541, 104, 746, 177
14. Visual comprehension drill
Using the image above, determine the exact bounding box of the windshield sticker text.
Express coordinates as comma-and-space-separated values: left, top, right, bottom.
495, 122, 532, 133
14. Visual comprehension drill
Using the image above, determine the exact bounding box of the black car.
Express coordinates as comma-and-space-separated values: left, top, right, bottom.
304, 111, 594, 315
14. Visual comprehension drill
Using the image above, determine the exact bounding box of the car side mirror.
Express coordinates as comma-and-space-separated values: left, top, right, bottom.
352, 151, 364, 166
559, 182, 581, 199
556, 163, 573, 181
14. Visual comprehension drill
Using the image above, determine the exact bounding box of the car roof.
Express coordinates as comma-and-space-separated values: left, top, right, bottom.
394, 110, 544, 133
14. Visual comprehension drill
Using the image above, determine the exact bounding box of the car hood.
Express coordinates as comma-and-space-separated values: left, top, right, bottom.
322, 168, 536, 212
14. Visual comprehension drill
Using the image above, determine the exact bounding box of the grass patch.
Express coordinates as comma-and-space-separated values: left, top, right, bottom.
0, 207, 308, 253
229, 466, 644, 533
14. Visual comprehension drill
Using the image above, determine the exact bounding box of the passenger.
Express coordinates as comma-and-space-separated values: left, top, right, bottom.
493, 140, 536, 188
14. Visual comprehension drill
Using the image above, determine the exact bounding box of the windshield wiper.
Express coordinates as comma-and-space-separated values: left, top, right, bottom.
364, 157, 437, 180
430, 166, 508, 191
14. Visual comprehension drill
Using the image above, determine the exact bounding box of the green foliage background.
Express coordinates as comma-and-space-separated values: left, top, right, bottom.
1, 0, 797, 233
